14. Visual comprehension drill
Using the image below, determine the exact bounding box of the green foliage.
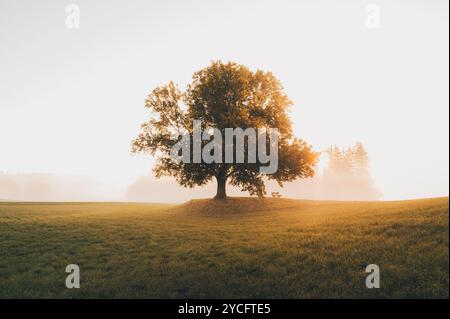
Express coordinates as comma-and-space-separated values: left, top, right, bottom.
132, 61, 318, 198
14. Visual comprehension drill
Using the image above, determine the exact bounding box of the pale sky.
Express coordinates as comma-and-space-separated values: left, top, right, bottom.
0, 0, 448, 200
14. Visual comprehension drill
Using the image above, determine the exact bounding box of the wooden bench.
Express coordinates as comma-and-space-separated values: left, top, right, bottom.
271, 192, 282, 198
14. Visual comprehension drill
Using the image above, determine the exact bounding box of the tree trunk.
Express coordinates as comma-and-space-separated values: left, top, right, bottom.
215, 175, 227, 200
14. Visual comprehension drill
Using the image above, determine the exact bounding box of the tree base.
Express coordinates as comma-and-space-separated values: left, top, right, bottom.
213, 195, 228, 200
215, 175, 227, 200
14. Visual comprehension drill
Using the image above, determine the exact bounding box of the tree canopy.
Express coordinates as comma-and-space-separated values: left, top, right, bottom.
132, 61, 318, 199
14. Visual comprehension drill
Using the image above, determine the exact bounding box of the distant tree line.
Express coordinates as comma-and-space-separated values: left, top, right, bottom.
319, 142, 381, 200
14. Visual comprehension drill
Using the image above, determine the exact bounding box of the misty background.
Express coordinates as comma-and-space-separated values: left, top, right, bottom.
1, 142, 381, 202
0, 0, 448, 202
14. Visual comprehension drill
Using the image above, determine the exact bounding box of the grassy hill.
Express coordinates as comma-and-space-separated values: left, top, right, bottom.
0, 197, 448, 298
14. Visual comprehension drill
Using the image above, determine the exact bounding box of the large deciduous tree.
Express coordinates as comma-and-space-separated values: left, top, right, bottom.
132, 61, 318, 199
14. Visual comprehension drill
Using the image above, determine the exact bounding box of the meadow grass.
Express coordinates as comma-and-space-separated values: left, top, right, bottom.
0, 197, 448, 298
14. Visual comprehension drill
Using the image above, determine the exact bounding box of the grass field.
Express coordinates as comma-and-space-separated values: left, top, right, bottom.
0, 197, 448, 298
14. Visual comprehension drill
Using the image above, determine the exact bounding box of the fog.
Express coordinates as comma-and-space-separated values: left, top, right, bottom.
0, 173, 123, 202
1, 144, 381, 203
0, 0, 448, 201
